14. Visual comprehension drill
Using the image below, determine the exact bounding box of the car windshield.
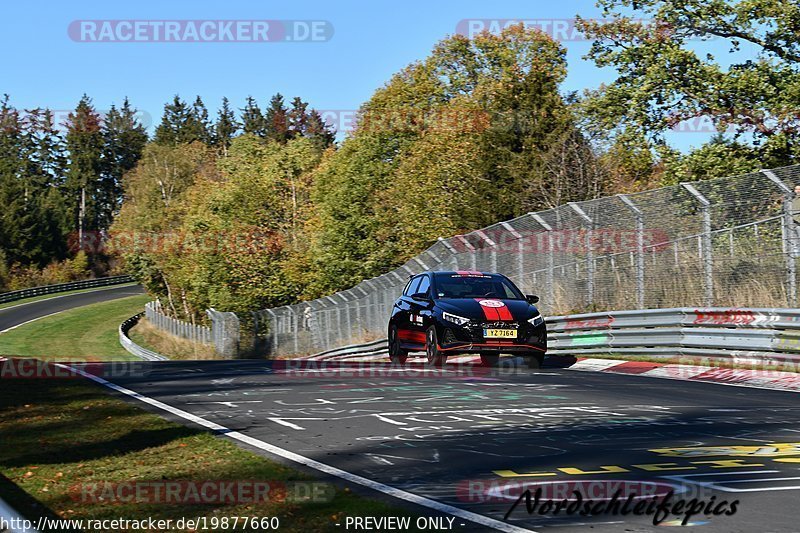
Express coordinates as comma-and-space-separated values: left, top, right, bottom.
434, 274, 524, 299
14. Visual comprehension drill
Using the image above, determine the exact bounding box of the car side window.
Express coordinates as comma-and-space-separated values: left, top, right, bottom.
416, 275, 430, 297
405, 276, 422, 296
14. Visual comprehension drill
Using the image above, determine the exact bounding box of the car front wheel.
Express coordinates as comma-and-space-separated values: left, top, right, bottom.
426, 326, 447, 367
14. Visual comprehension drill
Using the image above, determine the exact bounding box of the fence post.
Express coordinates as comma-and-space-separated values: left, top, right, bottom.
762, 169, 797, 307
474, 230, 497, 273
364, 280, 379, 334
455, 235, 477, 270
681, 182, 713, 306
500, 221, 524, 285
207, 308, 240, 358
437, 237, 459, 270
568, 202, 595, 308
618, 194, 645, 309
531, 213, 555, 305
263, 308, 278, 356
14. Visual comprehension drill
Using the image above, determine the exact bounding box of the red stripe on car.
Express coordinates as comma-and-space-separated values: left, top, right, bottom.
475, 299, 513, 321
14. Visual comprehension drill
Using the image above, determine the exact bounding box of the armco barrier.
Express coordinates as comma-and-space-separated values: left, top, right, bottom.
0, 275, 134, 305
119, 313, 168, 361
306, 307, 800, 363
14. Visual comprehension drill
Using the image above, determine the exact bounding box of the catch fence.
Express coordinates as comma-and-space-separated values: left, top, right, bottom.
252, 165, 800, 357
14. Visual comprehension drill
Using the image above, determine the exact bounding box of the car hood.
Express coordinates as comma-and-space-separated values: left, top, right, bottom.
436, 298, 537, 322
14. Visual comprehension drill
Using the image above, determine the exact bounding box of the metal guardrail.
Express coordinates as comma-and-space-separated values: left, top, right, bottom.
548, 307, 800, 361
145, 301, 212, 345
119, 313, 168, 361
0, 275, 134, 305
306, 307, 800, 363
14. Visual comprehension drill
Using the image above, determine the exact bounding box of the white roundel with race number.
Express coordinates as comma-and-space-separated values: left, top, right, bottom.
478, 299, 504, 308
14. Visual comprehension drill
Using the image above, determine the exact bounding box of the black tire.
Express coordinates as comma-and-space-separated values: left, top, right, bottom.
480, 353, 500, 367
388, 325, 408, 365
425, 326, 447, 367
524, 353, 545, 368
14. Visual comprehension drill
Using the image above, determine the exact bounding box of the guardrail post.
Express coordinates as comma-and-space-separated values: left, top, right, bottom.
681, 183, 713, 306
762, 169, 797, 307
618, 194, 645, 309
568, 202, 595, 308
531, 213, 555, 305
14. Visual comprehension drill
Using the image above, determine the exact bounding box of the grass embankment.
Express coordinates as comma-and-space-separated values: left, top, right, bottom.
0, 379, 417, 532
129, 318, 217, 360
0, 283, 138, 311
0, 295, 149, 361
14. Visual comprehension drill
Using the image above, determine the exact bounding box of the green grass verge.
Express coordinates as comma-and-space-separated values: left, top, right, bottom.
0, 295, 149, 361
0, 379, 418, 532
0, 283, 138, 311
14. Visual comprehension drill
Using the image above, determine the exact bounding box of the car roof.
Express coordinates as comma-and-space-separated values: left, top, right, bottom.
430, 271, 501, 277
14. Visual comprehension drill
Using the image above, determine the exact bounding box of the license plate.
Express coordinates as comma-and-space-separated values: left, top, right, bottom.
484, 329, 517, 339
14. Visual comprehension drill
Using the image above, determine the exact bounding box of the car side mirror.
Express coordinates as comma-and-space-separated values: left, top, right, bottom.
412, 292, 431, 302
526, 294, 539, 304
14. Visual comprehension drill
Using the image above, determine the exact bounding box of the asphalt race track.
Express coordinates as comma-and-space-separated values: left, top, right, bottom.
0, 284, 144, 333
89, 359, 800, 532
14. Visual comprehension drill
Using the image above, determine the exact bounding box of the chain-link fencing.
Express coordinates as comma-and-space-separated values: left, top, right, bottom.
251, 165, 800, 358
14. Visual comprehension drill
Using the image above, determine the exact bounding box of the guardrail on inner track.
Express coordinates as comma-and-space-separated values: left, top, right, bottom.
119, 313, 169, 362
0, 275, 134, 305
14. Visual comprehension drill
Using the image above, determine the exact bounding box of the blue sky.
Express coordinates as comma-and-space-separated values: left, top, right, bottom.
1, 0, 756, 151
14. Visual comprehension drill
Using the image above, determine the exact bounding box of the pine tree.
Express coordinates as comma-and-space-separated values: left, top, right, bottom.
306, 109, 336, 149
213, 97, 239, 154
101, 98, 148, 228
264, 93, 289, 143
25, 108, 70, 261
241, 96, 266, 137
154, 95, 205, 145
0, 95, 29, 265
288, 96, 309, 137
190, 96, 213, 144
65, 95, 104, 245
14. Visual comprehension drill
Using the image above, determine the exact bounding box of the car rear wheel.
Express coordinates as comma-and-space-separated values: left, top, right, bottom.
524, 353, 545, 368
426, 326, 447, 367
388, 325, 408, 365
479, 353, 499, 367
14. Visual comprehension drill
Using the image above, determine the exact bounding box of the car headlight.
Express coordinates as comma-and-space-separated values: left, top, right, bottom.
442, 312, 470, 326
527, 314, 544, 327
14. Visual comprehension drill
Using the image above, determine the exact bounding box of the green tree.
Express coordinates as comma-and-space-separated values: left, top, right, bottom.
65, 95, 104, 245
241, 96, 266, 137
576, 0, 800, 165
305, 24, 575, 292
100, 98, 148, 229
154, 95, 209, 145
213, 97, 239, 154
264, 93, 289, 143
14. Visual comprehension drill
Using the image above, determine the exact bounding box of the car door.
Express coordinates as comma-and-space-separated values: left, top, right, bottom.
408, 274, 432, 341
394, 276, 423, 348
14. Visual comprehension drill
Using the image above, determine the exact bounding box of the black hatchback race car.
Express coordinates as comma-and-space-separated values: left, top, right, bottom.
387, 271, 546, 367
